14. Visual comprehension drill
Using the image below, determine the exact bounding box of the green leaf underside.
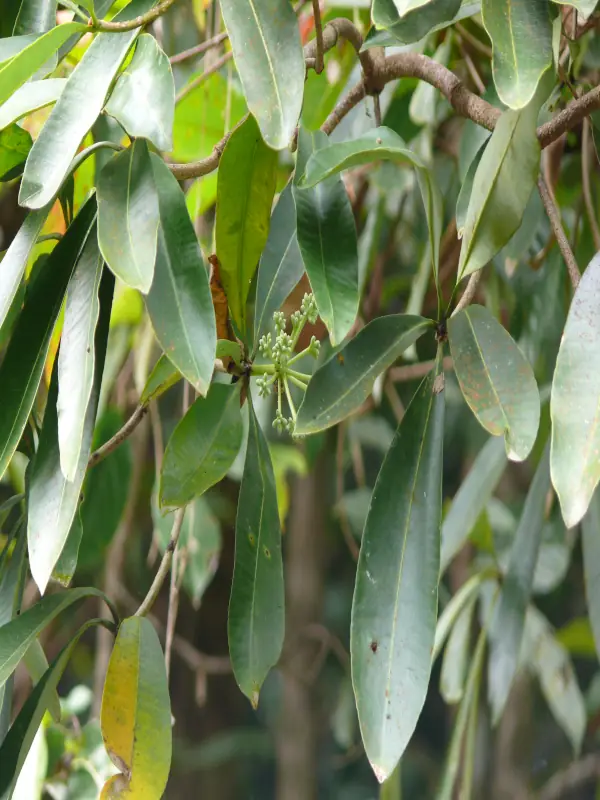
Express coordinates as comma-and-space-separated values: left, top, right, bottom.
440, 594, 476, 705
219, 0, 305, 150
296, 314, 432, 434
216, 114, 278, 333
551, 252, 600, 527
19, 0, 154, 209
160, 383, 243, 509
351, 353, 445, 782
140, 354, 181, 405
97, 140, 159, 294
448, 305, 540, 462
13, 0, 56, 35
0, 78, 65, 130
372, 0, 462, 47
145, 154, 216, 396
487, 446, 550, 724
551, 0, 596, 16
0, 195, 96, 481
228, 397, 284, 707
482, 0, 552, 110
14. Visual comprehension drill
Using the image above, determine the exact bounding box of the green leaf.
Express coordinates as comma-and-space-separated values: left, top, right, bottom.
100, 616, 171, 798
160, 383, 243, 509
0, 205, 51, 330
13, 0, 56, 34
582, 488, 600, 662
0, 24, 85, 107
19, 0, 154, 209
21, 639, 60, 722
228, 397, 284, 707
551, 252, 600, 527
296, 314, 432, 435
104, 33, 174, 152
219, 0, 304, 150
28, 266, 113, 594
294, 127, 359, 346
97, 140, 159, 294
482, 0, 552, 109
0, 124, 31, 180
299, 127, 443, 305
216, 339, 242, 366
0, 78, 65, 130
140, 354, 181, 406
0, 195, 96, 481
351, 352, 445, 783
215, 114, 278, 333
253, 180, 305, 345
367, 0, 476, 47
440, 594, 475, 705
455, 139, 487, 239
487, 446, 550, 724
440, 436, 507, 573
457, 103, 541, 280
551, 0, 597, 16
57, 228, 104, 480
448, 305, 540, 462
51, 509, 83, 587
0, 587, 112, 691
0, 528, 26, 744
0, 618, 108, 799
146, 154, 216, 395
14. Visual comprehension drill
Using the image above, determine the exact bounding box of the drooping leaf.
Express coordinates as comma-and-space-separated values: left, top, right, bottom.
140, 354, 181, 406
228, 397, 284, 707
0, 529, 26, 743
104, 33, 174, 152
57, 228, 104, 480
0, 78, 66, 130
456, 101, 541, 280
0, 195, 96, 481
97, 140, 159, 294
12, 0, 56, 34
448, 305, 540, 462
487, 446, 550, 724
482, 0, 552, 109
299, 127, 443, 303
0, 124, 31, 180
254, 181, 305, 345
160, 383, 243, 509
440, 436, 507, 573
367, 0, 476, 47
51, 509, 83, 587
19, 0, 154, 209
551, 252, 600, 527
294, 127, 359, 346
100, 616, 171, 798
440, 594, 476, 705
351, 352, 445, 783
219, 0, 304, 150
455, 139, 487, 238
215, 114, 278, 334
28, 266, 113, 594
296, 315, 432, 435
145, 154, 216, 396
582, 487, 600, 662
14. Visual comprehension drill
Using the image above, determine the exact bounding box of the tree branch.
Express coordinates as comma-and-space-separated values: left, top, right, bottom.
538, 754, 600, 800
311, 0, 324, 74
537, 176, 581, 289
93, 0, 178, 32
88, 404, 148, 469
136, 507, 186, 618
175, 51, 233, 104
169, 30, 228, 65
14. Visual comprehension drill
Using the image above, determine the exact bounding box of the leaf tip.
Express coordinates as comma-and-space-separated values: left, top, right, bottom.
371, 763, 390, 784
250, 688, 260, 709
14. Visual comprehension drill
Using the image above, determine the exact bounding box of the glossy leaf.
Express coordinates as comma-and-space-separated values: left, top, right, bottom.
0, 78, 65, 130
101, 616, 171, 798
551, 0, 597, 16
160, 383, 243, 509
13, 0, 56, 34
455, 139, 487, 238
487, 446, 550, 724
215, 114, 278, 333
0, 195, 96, 481
57, 228, 103, 480
0, 528, 26, 744
146, 154, 216, 395
440, 436, 507, 573
0, 124, 31, 180
97, 140, 159, 294
299, 127, 443, 302
104, 33, 174, 152
457, 102, 541, 280
582, 487, 600, 661
296, 314, 432, 434
482, 0, 552, 109
0, 204, 51, 330
448, 305, 540, 462
351, 354, 445, 782
294, 127, 359, 345
19, 0, 154, 209
440, 595, 475, 704
228, 398, 284, 707
551, 252, 600, 527
368, 0, 476, 47
219, 0, 304, 150
254, 181, 305, 344
140, 354, 181, 405
51, 509, 83, 588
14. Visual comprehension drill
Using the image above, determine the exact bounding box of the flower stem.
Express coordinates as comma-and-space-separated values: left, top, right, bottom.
251, 363, 276, 375
288, 375, 308, 391
284, 378, 297, 421
287, 346, 312, 366
287, 368, 312, 382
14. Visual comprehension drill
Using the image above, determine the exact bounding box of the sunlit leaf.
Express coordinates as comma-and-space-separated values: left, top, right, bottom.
0, 78, 66, 130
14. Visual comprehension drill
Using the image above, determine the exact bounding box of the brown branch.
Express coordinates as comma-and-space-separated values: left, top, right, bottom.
582, 117, 600, 250
389, 356, 453, 383
169, 30, 228, 65
322, 81, 368, 135
136, 507, 186, 618
537, 176, 581, 289
175, 51, 234, 104
88, 404, 148, 469
538, 754, 600, 800
93, 0, 178, 31
452, 271, 483, 317
311, 0, 324, 74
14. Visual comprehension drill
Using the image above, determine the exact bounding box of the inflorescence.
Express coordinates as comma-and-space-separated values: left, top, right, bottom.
253, 294, 320, 434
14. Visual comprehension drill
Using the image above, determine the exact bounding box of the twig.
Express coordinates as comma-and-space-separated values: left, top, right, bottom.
373, 94, 382, 127
322, 81, 368, 135
169, 128, 233, 180
537, 176, 581, 289
451, 271, 483, 317
582, 118, 600, 250
311, 0, 324, 74
136, 507, 186, 618
93, 0, 178, 31
88, 404, 148, 469
169, 30, 228, 65
384, 378, 405, 423
389, 356, 453, 383
175, 51, 234, 103
538, 754, 600, 800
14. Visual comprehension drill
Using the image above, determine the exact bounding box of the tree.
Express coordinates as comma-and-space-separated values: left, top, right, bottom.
1, 0, 600, 797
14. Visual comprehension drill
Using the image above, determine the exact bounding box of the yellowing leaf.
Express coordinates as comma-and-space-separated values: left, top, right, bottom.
101, 617, 171, 799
